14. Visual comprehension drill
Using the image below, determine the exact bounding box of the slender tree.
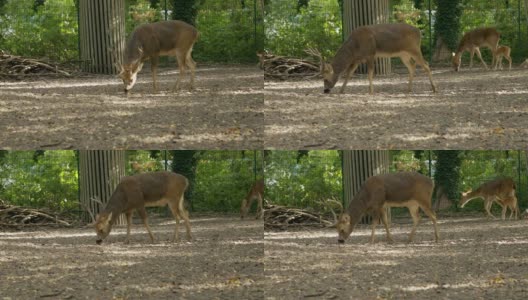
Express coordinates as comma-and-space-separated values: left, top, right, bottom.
172, 0, 198, 25
171, 150, 197, 210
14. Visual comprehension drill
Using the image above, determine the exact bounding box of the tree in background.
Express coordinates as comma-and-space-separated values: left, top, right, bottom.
433, 0, 462, 60
171, 150, 197, 210
172, 0, 198, 25
434, 150, 462, 207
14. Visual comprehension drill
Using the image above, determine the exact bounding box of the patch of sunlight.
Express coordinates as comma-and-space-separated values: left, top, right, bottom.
0, 80, 119, 90
385, 281, 488, 292
264, 124, 321, 135
393, 132, 472, 142
217, 89, 262, 95
484, 239, 528, 245
220, 240, 264, 246
265, 231, 335, 240
0, 231, 94, 240
26, 260, 139, 272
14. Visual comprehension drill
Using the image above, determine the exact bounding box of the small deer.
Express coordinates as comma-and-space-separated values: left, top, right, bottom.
452, 27, 500, 71
335, 172, 439, 244
240, 179, 264, 219
520, 59, 528, 68
118, 20, 199, 93
306, 23, 437, 94
93, 171, 192, 244
493, 45, 512, 70
460, 177, 519, 220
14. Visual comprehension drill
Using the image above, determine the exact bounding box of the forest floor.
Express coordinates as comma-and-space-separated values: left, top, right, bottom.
264, 67, 528, 149
0, 64, 263, 150
264, 214, 528, 299
0, 214, 264, 299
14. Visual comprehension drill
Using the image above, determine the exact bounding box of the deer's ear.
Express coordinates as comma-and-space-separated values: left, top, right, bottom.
451, 52, 455, 57
138, 46, 143, 54
107, 212, 113, 222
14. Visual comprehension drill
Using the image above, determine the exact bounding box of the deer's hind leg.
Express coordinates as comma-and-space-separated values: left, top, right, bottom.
369, 209, 381, 244
410, 49, 437, 93
185, 47, 196, 90
172, 51, 187, 92
380, 207, 393, 243
168, 193, 193, 241
407, 204, 421, 243
420, 204, 439, 242
400, 54, 416, 93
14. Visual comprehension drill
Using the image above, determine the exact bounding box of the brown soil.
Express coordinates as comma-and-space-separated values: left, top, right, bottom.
264, 215, 528, 299
0, 215, 263, 299
0, 65, 263, 150
264, 67, 528, 149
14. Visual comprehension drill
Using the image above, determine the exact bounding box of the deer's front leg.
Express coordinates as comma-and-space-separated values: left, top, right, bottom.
474, 48, 488, 70
366, 59, 375, 95
380, 208, 393, 243
484, 198, 496, 219
370, 212, 380, 243
340, 63, 358, 94
150, 56, 159, 92
137, 207, 156, 243
125, 211, 133, 244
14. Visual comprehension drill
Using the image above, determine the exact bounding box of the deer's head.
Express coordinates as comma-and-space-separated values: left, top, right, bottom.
452, 52, 461, 72
118, 47, 144, 92
336, 212, 355, 243
459, 189, 473, 208
305, 48, 338, 94
94, 212, 113, 244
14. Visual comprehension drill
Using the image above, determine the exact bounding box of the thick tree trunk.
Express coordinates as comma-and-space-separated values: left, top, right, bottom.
342, 0, 391, 74
79, 150, 126, 224
342, 150, 391, 223
79, 0, 125, 74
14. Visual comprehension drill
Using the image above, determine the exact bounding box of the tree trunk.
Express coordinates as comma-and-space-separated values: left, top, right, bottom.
342, 150, 391, 223
79, 0, 126, 74
79, 150, 126, 224
342, 0, 391, 74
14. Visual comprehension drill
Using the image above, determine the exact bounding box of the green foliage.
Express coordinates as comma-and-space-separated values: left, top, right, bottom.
433, 151, 462, 204
194, 2, 262, 63
265, 151, 342, 208
0, 0, 78, 61
192, 151, 263, 212
0, 151, 78, 211
434, 0, 463, 51
265, 0, 342, 58
171, 150, 198, 209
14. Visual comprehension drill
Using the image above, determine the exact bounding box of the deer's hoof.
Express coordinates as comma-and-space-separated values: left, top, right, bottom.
96, 239, 103, 245
323, 89, 330, 94
337, 239, 345, 244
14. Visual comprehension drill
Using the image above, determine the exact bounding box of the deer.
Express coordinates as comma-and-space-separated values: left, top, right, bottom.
520, 58, 528, 68
118, 20, 199, 93
459, 177, 519, 220
305, 23, 437, 94
240, 178, 264, 219
452, 27, 500, 72
493, 45, 512, 70
335, 172, 439, 244
93, 171, 192, 244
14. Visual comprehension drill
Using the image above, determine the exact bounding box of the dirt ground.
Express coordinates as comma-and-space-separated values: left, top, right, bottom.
0, 215, 263, 299
264, 67, 528, 149
0, 65, 263, 150
264, 214, 528, 299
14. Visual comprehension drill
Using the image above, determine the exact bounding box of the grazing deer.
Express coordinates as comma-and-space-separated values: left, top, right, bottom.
452, 27, 500, 72
306, 23, 437, 94
335, 172, 439, 244
493, 45, 512, 70
118, 20, 199, 93
240, 179, 264, 219
460, 178, 519, 220
93, 171, 192, 244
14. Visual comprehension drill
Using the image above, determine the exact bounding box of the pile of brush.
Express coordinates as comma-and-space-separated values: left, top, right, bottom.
0, 200, 71, 228
259, 51, 319, 80
0, 50, 71, 79
264, 199, 341, 230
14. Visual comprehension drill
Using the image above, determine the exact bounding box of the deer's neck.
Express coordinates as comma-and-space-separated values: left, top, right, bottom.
125, 33, 144, 64
331, 44, 355, 77
102, 187, 128, 224
346, 195, 368, 226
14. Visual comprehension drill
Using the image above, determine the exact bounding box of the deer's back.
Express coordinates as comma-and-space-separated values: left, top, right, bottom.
131, 20, 199, 57
459, 27, 499, 48
476, 177, 514, 198
119, 171, 188, 207
350, 23, 421, 54
368, 172, 433, 203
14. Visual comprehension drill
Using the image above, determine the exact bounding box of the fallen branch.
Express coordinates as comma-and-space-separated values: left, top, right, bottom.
0, 201, 72, 228
261, 52, 319, 80
0, 51, 72, 79
264, 203, 335, 230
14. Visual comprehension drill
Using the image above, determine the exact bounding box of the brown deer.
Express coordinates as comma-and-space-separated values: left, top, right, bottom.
93, 171, 192, 244
240, 179, 264, 219
118, 20, 199, 93
493, 45, 512, 70
452, 27, 500, 72
335, 172, 439, 244
460, 177, 519, 220
306, 23, 437, 94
